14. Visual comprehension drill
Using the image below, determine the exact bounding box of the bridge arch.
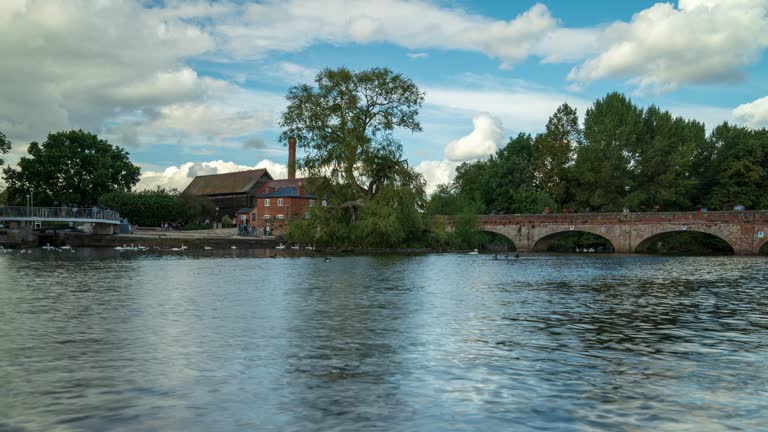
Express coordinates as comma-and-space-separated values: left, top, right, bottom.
532, 230, 616, 253
759, 239, 768, 255
634, 229, 735, 254
477, 226, 518, 251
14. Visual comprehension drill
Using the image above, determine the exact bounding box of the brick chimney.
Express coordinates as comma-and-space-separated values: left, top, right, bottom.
288, 137, 296, 180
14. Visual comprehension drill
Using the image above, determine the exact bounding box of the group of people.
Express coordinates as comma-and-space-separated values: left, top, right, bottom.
160, 222, 182, 231
238, 224, 271, 237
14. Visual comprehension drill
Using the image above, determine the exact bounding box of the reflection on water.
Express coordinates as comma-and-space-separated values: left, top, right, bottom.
1, 250, 767, 431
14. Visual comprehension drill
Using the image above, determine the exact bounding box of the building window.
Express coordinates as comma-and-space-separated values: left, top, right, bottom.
264, 214, 271, 220
251, 213, 257, 222
277, 214, 285, 220
264, 199, 270, 207
277, 198, 284, 207
309, 199, 314, 207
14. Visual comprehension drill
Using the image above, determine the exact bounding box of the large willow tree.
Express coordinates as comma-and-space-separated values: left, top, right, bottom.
279, 67, 425, 201
279, 67, 429, 247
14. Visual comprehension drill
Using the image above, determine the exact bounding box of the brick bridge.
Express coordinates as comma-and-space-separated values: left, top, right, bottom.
439, 211, 768, 255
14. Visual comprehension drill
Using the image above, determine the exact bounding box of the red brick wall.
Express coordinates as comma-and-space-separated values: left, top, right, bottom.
250, 196, 315, 234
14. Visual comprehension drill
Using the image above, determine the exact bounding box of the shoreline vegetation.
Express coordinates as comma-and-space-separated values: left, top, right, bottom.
2, 67, 766, 255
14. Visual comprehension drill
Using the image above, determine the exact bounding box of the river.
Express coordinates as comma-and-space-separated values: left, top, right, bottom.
1, 250, 767, 431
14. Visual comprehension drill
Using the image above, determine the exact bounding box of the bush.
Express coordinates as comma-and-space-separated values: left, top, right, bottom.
450, 208, 484, 249
221, 215, 233, 227
99, 188, 215, 227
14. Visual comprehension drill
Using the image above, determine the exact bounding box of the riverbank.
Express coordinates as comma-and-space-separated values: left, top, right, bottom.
54, 228, 281, 249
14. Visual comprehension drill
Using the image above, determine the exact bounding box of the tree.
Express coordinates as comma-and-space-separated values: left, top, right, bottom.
3, 130, 140, 206
99, 188, 215, 227
572, 92, 644, 211
279, 67, 425, 200
631, 106, 699, 211
0, 131, 10, 167
533, 103, 580, 206
703, 123, 766, 210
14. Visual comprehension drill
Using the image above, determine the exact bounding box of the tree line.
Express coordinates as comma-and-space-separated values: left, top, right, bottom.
0, 130, 214, 227
428, 92, 768, 215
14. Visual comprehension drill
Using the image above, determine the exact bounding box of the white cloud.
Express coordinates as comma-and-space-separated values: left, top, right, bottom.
265, 62, 318, 84
152, 102, 274, 138
566, 0, 768, 92
414, 160, 460, 194
0, 0, 214, 143
444, 113, 503, 161
424, 85, 590, 134
734, 96, 768, 128
136, 159, 289, 191
407, 52, 429, 59
209, 0, 556, 64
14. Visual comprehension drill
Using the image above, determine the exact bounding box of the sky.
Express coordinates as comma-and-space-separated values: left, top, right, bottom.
1, 0, 767, 193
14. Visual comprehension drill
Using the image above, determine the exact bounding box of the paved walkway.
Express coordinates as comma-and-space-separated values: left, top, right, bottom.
122, 228, 275, 240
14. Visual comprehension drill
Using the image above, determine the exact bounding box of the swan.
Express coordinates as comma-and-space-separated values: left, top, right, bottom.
230, 245, 237, 249
275, 243, 286, 249
467, 249, 479, 255
42, 243, 55, 250
203, 246, 213, 250
290, 244, 300, 249
60, 245, 72, 250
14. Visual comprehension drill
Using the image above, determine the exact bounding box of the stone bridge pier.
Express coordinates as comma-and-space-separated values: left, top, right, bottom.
438, 211, 768, 255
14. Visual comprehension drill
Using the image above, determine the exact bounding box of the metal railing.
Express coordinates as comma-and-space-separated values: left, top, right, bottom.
0, 206, 121, 222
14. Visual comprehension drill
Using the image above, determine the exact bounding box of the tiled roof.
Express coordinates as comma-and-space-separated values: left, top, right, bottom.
255, 187, 315, 199
266, 178, 304, 189
183, 169, 270, 195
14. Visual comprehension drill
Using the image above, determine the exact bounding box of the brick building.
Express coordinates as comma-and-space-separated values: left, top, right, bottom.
183, 168, 272, 219
185, 137, 315, 234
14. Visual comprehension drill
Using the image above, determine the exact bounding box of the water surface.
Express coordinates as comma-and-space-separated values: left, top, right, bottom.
1, 250, 767, 431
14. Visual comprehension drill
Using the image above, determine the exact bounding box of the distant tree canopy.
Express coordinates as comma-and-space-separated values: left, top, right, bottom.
430, 92, 768, 215
3, 130, 140, 206
0, 130, 10, 167
99, 188, 215, 227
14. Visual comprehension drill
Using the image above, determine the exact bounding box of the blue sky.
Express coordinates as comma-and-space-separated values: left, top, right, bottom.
1, 0, 767, 191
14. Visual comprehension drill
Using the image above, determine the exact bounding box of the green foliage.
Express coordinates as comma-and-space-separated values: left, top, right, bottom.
703, 123, 767, 210
0, 188, 7, 205
279, 66, 425, 200
432, 91, 768, 218
0, 130, 10, 167
286, 218, 315, 245
352, 202, 405, 247
3, 130, 140, 206
99, 188, 214, 227
450, 208, 484, 249
221, 215, 233, 227
279, 67, 430, 249
534, 103, 580, 206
